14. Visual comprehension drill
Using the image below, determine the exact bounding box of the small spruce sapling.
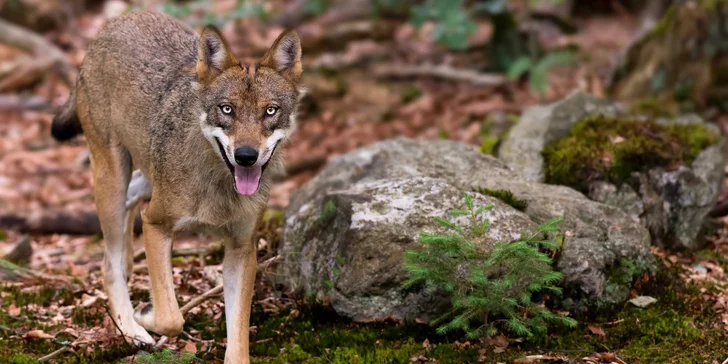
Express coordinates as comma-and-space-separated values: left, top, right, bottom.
403, 193, 577, 339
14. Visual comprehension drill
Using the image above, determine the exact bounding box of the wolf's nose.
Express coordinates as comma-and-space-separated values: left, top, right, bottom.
234, 147, 258, 167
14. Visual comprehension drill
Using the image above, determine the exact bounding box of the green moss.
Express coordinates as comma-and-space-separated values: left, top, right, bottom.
478, 135, 499, 155
129, 350, 198, 364
9, 353, 36, 364
543, 115, 720, 192
475, 187, 528, 211
631, 98, 677, 118
649, 4, 676, 37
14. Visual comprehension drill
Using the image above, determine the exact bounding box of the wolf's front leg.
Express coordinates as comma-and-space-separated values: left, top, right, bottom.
133, 208, 184, 337
223, 225, 258, 364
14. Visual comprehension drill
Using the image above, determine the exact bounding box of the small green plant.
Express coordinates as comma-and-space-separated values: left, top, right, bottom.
403, 193, 576, 339
507, 51, 576, 96
319, 199, 338, 225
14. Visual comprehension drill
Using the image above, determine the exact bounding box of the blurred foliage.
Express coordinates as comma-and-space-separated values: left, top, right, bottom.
157, 0, 268, 26
507, 51, 576, 95
410, 0, 477, 50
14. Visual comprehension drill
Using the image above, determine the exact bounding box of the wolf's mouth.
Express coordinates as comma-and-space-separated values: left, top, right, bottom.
215, 137, 278, 195
215, 137, 235, 175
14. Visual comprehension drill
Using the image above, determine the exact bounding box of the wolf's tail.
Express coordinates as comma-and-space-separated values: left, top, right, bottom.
51, 87, 82, 141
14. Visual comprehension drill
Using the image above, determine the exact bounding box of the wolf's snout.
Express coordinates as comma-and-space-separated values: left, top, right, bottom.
234, 146, 258, 167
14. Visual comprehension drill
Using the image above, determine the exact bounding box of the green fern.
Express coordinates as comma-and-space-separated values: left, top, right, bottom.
403, 193, 575, 339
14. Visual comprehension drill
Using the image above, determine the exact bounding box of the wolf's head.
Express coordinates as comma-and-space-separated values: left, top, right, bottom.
195, 26, 302, 196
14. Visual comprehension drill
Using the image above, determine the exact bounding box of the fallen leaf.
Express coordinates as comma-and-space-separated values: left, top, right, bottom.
81, 294, 98, 308
629, 295, 657, 308
8, 304, 20, 316
587, 324, 606, 340
183, 341, 197, 353
609, 135, 625, 144
24, 329, 54, 339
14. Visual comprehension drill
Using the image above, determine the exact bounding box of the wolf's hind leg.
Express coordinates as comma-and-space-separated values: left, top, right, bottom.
90, 146, 154, 345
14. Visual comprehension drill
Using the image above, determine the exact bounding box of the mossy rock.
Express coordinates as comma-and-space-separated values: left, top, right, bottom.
543, 113, 724, 250
504, 91, 725, 250
542, 115, 720, 192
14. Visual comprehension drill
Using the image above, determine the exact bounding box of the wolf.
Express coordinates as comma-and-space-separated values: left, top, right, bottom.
51, 11, 302, 363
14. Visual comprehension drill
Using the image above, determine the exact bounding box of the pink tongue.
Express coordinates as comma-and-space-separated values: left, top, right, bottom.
234, 165, 262, 196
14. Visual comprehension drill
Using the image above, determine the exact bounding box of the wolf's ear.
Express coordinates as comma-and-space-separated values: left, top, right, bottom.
261, 30, 302, 81
197, 26, 238, 84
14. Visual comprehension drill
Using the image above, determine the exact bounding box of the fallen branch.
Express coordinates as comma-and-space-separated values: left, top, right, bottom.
0, 209, 142, 236
0, 19, 75, 91
133, 242, 223, 262
0, 94, 54, 111
372, 63, 506, 87
180, 285, 224, 315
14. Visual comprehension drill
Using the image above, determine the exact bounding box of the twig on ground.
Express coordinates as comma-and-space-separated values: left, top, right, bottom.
38, 346, 72, 363
258, 255, 283, 271
180, 285, 224, 316
372, 63, 506, 87
0, 209, 142, 236
133, 242, 224, 262
104, 306, 130, 347
182, 330, 211, 343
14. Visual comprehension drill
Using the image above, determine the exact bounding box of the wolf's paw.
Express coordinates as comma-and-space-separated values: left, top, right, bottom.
118, 315, 155, 346
134, 303, 184, 337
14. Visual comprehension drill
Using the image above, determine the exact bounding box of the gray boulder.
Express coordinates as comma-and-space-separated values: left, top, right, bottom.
499, 90, 620, 182
500, 91, 725, 250
279, 138, 654, 322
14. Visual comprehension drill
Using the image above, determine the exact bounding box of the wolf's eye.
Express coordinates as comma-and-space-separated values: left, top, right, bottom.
265, 106, 278, 116
220, 105, 233, 115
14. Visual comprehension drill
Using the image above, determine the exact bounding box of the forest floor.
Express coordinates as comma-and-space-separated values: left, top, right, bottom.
2, 1, 728, 363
